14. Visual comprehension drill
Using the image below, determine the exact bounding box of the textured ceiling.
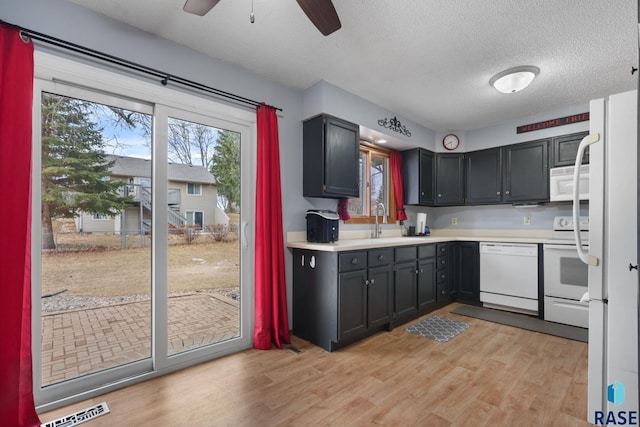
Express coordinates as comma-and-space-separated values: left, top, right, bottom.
68, 0, 637, 131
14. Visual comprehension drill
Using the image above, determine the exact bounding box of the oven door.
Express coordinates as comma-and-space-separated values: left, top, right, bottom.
543, 243, 589, 299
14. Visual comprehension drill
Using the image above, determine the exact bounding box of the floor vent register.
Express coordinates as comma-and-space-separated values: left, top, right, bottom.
41, 402, 110, 427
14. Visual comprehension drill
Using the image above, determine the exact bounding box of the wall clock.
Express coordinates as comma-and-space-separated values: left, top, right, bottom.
442, 133, 460, 151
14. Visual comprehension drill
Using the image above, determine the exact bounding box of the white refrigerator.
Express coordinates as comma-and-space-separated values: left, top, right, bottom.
579, 90, 639, 422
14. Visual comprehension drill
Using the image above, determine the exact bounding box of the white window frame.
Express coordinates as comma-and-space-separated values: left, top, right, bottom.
186, 182, 202, 196
32, 50, 257, 412
185, 210, 204, 229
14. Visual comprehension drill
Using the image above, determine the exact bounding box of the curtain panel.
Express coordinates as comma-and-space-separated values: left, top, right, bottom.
254, 104, 290, 350
390, 150, 407, 221
0, 25, 40, 427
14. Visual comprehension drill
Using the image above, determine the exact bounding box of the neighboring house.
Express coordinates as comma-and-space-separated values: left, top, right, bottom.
76, 155, 228, 234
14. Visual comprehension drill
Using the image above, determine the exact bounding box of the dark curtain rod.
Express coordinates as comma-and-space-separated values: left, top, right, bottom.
1, 20, 282, 112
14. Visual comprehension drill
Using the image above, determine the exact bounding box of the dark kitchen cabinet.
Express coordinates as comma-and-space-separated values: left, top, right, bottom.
435, 243, 453, 301
465, 147, 503, 204
403, 148, 435, 205
292, 248, 392, 351
502, 139, 549, 203
338, 249, 393, 344
303, 114, 360, 199
551, 131, 589, 167
435, 153, 465, 205
394, 245, 419, 322
417, 244, 437, 309
453, 242, 480, 304
338, 268, 368, 340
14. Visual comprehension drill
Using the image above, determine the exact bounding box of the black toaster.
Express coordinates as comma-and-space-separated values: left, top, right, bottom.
306, 210, 339, 243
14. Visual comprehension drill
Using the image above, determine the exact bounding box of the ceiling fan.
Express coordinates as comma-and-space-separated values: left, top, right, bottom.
183, 0, 342, 36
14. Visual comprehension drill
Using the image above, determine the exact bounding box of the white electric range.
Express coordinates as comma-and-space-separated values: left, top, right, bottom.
543, 216, 590, 328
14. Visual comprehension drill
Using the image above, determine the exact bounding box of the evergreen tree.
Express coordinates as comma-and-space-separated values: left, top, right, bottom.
210, 130, 240, 212
41, 92, 130, 249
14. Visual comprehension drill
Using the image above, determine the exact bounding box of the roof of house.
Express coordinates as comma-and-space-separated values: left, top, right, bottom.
105, 155, 216, 184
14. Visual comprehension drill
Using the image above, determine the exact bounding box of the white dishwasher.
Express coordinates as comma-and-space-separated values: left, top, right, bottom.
479, 242, 539, 315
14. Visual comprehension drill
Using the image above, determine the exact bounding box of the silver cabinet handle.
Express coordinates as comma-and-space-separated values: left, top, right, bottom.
505, 190, 510, 195
497, 191, 501, 195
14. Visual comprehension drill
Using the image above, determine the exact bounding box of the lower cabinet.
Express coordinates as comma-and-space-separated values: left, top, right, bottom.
293, 248, 393, 351
338, 263, 393, 341
453, 241, 480, 304
292, 240, 481, 351
394, 260, 419, 321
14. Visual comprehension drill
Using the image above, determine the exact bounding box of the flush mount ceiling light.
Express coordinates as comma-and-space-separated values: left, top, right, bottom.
490, 66, 540, 94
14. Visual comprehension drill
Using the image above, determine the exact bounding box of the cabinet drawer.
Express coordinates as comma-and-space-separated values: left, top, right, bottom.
437, 283, 449, 301
437, 243, 448, 256
437, 270, 448, 283
368, 248, 393, 267
437, 256, 448, 268
395, 246, 417, 262
418, 244, 435, 259
339, 251, 367, 272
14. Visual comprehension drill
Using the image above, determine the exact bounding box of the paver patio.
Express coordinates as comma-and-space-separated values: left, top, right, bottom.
41, 292, 240, 386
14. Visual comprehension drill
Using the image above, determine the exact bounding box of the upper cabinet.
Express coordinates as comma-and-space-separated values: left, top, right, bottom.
303, 115, 360, 199
403, 148, 435, 205
465, 147, 502, 205
435, 153, 465, 205
502, 139, 549, 203
551, 131, 589, 167
403, 149, 465, 206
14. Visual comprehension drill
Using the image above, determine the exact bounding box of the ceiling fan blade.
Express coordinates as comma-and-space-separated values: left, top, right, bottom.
296, 0, 342, 36
183, 0, 221, 16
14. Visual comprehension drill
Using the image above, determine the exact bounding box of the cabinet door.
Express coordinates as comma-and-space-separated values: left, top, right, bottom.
454, 242, 480, 302
402, 148, 434, 206
394, 261, 418, 318
325, 117, 360, 197
435, 153, 465, 205
417, 258, 436, 308
465, 148, 503, 204
367, 265, 393, 329
303, 115, 359, 198
338, 269, 368, 341
419, 149, 435, 205
551, 131, 589, 167
503, 140, 549, 203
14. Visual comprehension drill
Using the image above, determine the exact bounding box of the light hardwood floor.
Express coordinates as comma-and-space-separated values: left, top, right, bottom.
39, 303, 590, 426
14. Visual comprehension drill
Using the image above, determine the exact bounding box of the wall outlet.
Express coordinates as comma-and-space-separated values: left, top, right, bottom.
451, 217, 458, 225
524, 215, 531, 225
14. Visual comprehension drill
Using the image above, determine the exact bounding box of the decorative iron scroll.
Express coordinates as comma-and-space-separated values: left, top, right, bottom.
378, 116, 411, 137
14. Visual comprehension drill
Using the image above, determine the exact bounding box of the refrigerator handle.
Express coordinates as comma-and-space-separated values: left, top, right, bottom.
573, 132, 600, 266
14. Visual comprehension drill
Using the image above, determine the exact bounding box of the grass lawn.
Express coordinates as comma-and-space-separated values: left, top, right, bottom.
41, 237, 240, 297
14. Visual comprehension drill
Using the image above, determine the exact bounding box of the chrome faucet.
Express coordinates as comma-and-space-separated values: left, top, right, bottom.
375, 202, 387, 238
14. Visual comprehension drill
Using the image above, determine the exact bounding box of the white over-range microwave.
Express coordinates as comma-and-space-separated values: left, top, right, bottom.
549, 164, 589, 202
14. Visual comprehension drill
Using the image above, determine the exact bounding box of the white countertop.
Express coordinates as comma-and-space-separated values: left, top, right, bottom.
286, 229, 556, 252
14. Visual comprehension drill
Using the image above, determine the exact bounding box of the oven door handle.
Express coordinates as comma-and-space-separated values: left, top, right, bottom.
572, 133, 599, 266
544, 243, 588, 251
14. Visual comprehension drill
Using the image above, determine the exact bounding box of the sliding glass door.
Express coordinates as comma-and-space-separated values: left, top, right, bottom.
33, 53, 254, 409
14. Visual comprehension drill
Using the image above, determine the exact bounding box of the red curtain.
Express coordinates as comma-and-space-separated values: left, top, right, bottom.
0, 26, 40, 427
254, 104, 290, 350
337, 198, 350, 221
390, 150, 407, 221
